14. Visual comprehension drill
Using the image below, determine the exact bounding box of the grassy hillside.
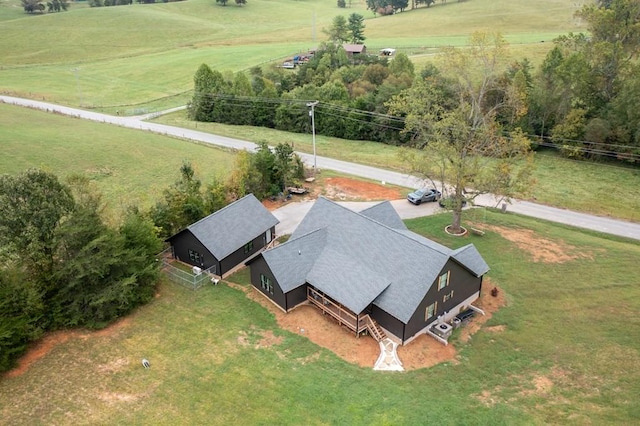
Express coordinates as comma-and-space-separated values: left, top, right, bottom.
0, 103, 235, 217
0, 0, 585, 109
1, 211, 638, 424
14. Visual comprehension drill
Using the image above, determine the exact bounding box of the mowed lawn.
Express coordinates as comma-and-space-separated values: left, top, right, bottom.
1, 211, 638, 424
0, 0, 583, 110
0, 103, 236, 218
1, 1, 638, 423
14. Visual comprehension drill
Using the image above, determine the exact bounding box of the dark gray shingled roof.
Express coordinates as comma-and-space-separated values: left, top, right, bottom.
262, 228, 327, 292
267, 197, 489, 323
452, 245, 490, 277
359, 201, 408, 230
307, 247, 391, 314
186, 194, 279, 260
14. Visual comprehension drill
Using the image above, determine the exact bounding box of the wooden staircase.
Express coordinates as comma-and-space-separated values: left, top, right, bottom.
362, 315, 386, 342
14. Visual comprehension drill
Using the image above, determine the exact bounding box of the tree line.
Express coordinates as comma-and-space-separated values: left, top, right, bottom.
188, 0, 640, 164
189, 42, 417, 145
0, 143, 303, 372
21, 0, 68, 13
150, 144, 303, 240
0, 170, 161, 372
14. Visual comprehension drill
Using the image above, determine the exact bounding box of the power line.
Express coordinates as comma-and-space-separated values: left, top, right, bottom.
193, 93, 640, 160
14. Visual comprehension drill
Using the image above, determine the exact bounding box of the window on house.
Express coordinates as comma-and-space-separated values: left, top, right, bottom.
244, 241, 254, 253
425, 302, 437, 320
189, 249, 202, 265
438, 271, 449, 290
443, 290, 454, 302
260, 274, 273, 295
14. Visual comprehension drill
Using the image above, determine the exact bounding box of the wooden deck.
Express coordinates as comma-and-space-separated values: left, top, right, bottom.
306, 287, 385, 342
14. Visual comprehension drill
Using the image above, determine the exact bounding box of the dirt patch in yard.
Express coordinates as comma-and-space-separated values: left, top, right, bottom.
459, 278, 507, 344
262, 176, 404, 211
482, 225, 592, 263
320, 177, 404, 201
233, 279, 506, 371
4, 316, 132, 379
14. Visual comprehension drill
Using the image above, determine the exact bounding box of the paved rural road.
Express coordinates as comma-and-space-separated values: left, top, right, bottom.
3, 95, 640, 241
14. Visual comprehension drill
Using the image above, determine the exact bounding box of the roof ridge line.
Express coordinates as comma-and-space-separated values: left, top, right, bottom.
187, 193, 254, 229
320, 197, 452, 256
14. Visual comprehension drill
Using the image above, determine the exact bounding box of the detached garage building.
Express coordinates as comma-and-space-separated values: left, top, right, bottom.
166, 194, 279, 277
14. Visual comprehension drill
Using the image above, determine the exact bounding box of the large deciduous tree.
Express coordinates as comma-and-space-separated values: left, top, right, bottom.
324, 15, 349, 44
388, 32, 534, 234
0, 169, 75, 290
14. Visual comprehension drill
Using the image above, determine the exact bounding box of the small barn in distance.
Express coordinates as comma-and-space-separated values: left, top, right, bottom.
343, 44, 367, 57
166, 194, 279, 277
248, 197, 489, 345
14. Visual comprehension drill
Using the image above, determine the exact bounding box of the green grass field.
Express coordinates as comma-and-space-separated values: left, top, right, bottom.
1, 211, 638, 424
0, 0, 584, 110
0, 103, 236, 219
2, 1, 639, 423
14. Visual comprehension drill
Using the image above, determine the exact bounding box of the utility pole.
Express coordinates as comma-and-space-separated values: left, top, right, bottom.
307, 101, 319, 176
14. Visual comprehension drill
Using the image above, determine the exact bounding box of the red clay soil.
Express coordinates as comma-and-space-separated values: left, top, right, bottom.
320, 177, 405, 201
262, 176, 405, 210
238, 278, 505, 370
4, 317, 131, 379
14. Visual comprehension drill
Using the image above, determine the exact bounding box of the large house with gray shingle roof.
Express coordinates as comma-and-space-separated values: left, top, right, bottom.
248, 197, 489, 345
166, 194, 279, 277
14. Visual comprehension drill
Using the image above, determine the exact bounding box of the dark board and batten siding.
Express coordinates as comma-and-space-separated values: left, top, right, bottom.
370, 305, 405, 341
249, 256, 287, 310
170, 226, 275, 276
170, 230, 220, 273
285, 286, 308, 312
218, 227, 275, 276
404, 259, 482, 341
249, 254, 308, 312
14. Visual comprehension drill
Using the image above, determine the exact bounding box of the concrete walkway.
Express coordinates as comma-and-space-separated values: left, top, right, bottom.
373, 338, 404, 372
2, 95, 639, 241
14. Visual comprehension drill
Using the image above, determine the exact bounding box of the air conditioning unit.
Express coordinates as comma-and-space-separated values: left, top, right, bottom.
451, 317, 462, 329
431, 322, 453, 339
192, 266, 202, 275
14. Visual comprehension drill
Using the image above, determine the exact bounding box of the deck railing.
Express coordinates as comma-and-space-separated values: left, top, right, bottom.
306, 287, 385, 341
307, 287, 358, 333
